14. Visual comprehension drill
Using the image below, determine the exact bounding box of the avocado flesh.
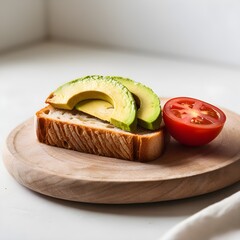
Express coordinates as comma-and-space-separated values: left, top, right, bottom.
76, 76, 161, 130
46, 75, 137, 132
112, 76, 161, 130
75, 99, 113, 122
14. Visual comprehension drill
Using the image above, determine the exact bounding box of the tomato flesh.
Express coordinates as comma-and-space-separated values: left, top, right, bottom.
163, 97, 226, 146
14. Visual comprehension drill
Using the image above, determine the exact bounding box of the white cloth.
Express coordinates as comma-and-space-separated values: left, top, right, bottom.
160, 191, 240, 240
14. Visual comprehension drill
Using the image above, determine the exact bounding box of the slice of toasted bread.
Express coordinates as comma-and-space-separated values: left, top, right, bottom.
35, 105, 167, 162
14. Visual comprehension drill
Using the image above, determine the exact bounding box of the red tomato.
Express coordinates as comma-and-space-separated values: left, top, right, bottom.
163, 97, 226, 146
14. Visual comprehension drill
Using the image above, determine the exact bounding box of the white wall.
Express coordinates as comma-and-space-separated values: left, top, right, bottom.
1, 0, 240, 67
48, 0, 240, 66
0, 0, 47, 52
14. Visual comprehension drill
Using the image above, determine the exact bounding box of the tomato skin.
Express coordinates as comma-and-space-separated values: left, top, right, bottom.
163, 97, 226, 146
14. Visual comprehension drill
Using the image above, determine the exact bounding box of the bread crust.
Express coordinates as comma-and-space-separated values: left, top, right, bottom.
35, 105, 167, 162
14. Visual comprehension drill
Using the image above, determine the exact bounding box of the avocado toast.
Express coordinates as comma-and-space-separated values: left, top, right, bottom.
35, 75, 167, 162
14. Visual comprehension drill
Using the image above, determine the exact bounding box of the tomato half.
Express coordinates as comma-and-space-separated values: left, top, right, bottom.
163, 97, 226, 146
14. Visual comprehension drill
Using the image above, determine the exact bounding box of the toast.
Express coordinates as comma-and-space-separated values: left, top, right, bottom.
35, 105, 167, 162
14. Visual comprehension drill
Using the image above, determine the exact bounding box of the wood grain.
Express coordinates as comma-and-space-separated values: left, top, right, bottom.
3, 108, 240, 204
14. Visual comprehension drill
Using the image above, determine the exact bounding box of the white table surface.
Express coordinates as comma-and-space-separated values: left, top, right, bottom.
0, 42, 240, 240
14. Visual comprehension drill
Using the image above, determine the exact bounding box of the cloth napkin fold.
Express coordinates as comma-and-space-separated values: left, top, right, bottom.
160, 191, 240, 240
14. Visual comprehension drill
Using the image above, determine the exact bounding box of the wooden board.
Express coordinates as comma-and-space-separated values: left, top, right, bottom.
3, 108, 240, 204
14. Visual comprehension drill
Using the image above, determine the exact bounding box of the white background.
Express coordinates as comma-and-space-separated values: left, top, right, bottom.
1, 0, 240, 66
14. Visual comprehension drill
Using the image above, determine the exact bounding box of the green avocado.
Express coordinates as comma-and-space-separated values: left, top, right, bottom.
46, 75, 137, 132
112, 76, 161, 130
75, 99, 113, 122
76, 76, 161, 130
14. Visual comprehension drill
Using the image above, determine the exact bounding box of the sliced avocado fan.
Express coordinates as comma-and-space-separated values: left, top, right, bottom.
46, 75, 137, 132
76, 76, 161, 130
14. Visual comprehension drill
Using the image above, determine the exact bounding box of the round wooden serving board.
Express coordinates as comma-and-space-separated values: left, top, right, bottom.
3, 108, 240, 204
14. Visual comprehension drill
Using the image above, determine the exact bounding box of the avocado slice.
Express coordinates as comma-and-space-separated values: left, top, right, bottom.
75, 99, 113, 122
112, 76, 161, 130
46, 75, 137, 132
76, 76, 161, 130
